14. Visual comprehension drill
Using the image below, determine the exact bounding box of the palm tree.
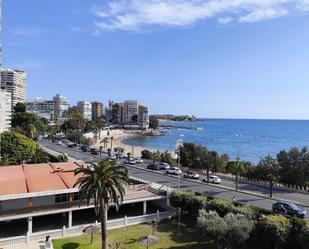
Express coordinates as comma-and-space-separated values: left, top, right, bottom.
31, 145, 49, 163
0, 153, 14, 166
101, 137, 109, 149
257, 155, 280, 198
226, 161, 246, 191
74, 160, 129, 249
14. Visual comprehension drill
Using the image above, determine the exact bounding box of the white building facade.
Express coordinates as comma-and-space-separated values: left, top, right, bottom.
53, 94, 69, 121
0, 68, 26, 107
0, 90, 11, 133
77, 101, 92, 120
26, 97, 54, 122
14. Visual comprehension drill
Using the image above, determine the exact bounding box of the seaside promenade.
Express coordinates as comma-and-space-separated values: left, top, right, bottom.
40, 140, 309, 219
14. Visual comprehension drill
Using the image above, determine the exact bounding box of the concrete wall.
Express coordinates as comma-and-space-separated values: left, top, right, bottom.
0, 199, 28, 211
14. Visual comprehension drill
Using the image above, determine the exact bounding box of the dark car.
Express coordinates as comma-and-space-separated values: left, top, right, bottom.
272, 201, 306, 218
90, 148, 99, 155
81, 145, 90, 152
147, 164, 160, 170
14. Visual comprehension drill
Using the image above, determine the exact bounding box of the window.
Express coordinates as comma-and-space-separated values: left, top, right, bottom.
55, 194, 68, 203
73, 193, 80, 201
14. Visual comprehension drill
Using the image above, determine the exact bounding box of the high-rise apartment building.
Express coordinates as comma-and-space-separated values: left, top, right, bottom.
111, 103, 124, 124
0, 90, 12, 133
1, 68, 26, 107
77, 101, 92, 120
91, 101, 104, 120
123, 100, 138, 124
53, 94, 69, 121
26, 97, 54, 122
138, 105, 149, 130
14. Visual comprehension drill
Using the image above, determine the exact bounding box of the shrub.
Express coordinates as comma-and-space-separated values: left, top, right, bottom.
197, 210, 254, 249
169, 191, 206, 218
249, 215, 289, 249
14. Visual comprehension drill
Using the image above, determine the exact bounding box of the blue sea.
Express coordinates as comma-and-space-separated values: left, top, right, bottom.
122, 119, 309, 164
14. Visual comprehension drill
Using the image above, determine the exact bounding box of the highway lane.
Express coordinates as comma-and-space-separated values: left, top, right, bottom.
40, 140, 309, 218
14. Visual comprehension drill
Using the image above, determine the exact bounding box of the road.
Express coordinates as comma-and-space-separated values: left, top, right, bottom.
40, 140, 309, 219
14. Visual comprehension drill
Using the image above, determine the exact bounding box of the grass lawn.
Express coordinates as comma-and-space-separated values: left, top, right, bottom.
53, 217, 214, 249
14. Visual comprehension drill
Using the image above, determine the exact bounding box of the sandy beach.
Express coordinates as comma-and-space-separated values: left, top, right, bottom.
92, 129, 150, 158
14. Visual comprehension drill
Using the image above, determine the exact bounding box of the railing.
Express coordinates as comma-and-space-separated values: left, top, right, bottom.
0, 211, 174, 247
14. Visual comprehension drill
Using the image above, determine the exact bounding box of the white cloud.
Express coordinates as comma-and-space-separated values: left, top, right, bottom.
239, 8, 289, 22
91, 0, 309, 32
218, 16, 233, 24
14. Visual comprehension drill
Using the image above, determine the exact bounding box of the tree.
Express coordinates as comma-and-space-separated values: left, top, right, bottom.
226, 161, 247, 191
152, 150, 161, 164
101, 137, 109, 149
160, 150, 173, 164
257, 155, 280, 198
13, 102, 26, 113
74, 160, 129, 249
197, 210, 254, 249
277, 147, 309, 186
12, 111, 46, 141
31, 145, 49, 164
149, 116, 159, 129
0, 131, 37, 164
141, 150, 153, 160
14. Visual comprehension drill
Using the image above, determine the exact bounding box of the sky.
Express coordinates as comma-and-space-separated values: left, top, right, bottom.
3, 0, 309, 119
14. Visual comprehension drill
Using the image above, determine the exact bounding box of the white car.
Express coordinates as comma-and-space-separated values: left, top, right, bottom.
183, 170, 200, 179
108, 154, 117, 160
125, 159, 136, 165
135, 157, 144, 163
166, 167, 182, 175
158, 163, 171, 170
203, 175, 222, 184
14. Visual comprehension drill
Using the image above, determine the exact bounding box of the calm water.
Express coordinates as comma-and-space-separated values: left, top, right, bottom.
122, 119, 309, 163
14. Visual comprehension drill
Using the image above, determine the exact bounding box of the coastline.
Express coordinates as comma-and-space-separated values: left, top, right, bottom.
93, 129, 157, 158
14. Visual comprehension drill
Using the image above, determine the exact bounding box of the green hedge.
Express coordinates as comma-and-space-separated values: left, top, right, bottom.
170, 191, 309, 249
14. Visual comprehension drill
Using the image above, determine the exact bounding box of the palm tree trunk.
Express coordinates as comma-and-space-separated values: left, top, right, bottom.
270, 180, 273, 198
236, 172, 239, 191
100, 204, 108, 249
206, 168, 210, 181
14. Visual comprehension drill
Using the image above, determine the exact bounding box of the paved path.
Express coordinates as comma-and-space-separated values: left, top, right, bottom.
40, 140, 309, 219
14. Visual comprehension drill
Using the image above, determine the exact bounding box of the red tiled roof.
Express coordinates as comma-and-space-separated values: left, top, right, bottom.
0, 166, 27, 195
0, 162, 83, 196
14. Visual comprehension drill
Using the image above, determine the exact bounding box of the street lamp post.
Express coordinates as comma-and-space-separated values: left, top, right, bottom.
235, 134, 241, 191
175, 134, 184, 190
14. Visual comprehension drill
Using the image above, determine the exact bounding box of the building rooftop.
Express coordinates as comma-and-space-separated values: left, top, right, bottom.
0, 162, 83, 196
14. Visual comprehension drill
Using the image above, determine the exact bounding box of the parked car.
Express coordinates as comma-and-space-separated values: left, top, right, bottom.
81, 145, 90, 152
68, 143, 77, 148
183, 170, 200, 179
135, 157, 144, 164
90, 148, 99, 155
158, 162, 171, 170
166, 167, 182, 175
203, 175, 222, 184
147, 164, 160, 170
125, 159, 136, 165
272, 201, 306, 218
108, 154, 117, 160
